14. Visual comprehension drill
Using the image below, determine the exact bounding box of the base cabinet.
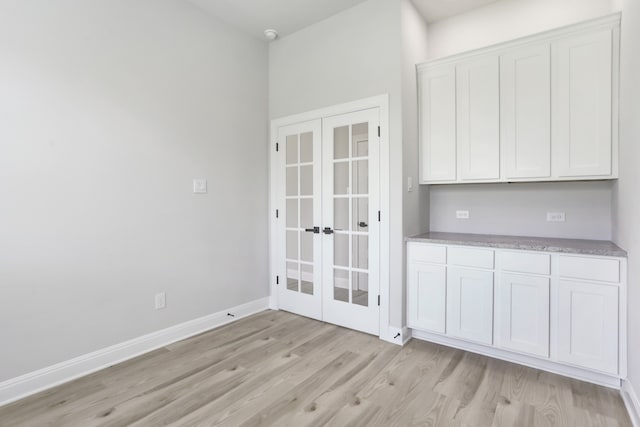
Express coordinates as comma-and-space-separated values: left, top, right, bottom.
407, 241, 626, 385
446, 268, 494, 345
556, 280, 619, 374
498, 273, 550, 357
407, 262, 446, 334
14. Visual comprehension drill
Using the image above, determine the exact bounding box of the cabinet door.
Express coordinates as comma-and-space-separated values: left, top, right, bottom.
446, 268, 494, 344
407, 262, 446, 334
557, 280, 618, 374
552, 29, 613, 177
501, 44, 551, 179
498, 273, 549, 357
457, 56, 500, 181
419, 64, 457, 183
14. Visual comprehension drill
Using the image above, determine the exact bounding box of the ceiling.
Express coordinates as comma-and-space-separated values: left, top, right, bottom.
412, 0, 502, 23
186, 0, 370, 39
186, 0, 503, 40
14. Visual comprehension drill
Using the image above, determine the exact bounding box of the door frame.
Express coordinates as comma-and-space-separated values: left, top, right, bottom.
269, 94, 390, 341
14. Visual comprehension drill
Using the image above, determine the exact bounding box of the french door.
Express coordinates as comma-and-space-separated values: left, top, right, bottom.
277, 108, 380, 335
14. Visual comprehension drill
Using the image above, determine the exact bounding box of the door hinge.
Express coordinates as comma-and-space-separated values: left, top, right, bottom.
377, 126, 380, 137
378, 295, 380, 306
276, 142, 279, 152
276, 209, 279, 218
378, 210, 381, 222
276, 275, 279, 285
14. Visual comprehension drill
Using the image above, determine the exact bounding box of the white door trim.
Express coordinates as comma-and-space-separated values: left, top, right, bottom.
269, 94, 390, 340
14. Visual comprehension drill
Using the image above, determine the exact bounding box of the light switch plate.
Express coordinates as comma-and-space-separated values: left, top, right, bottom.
193, 179, 207, 194
456, 210, 470, 219
407, 177, 413, 192
155, 292, 166, 310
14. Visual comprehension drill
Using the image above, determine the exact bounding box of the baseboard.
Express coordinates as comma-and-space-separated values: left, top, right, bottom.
0, 297, 270, 408
622, 379, 640, 427
380, 326, 410, 346
411, 329, 622, 389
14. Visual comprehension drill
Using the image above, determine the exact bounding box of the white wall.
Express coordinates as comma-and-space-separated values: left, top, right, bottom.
0, 0, 269, 382
269, 0, 406, 327
428, 0, 622, 59
431, 182, 613, 240
614, 0, 640, 403
425, 0, 620, 241
401, 0, 430, 325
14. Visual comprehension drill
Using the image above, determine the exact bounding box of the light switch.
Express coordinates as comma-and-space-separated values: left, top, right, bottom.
407, 177, 413, 192
193, 179, 207, 194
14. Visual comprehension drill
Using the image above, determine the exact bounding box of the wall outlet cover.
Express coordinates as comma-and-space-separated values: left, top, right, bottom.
456, 210, 470, 219
155, 292, 166, 310
547, 212, 566, 222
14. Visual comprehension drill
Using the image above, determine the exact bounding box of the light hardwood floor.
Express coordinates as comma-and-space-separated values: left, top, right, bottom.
0, 310, 632, 426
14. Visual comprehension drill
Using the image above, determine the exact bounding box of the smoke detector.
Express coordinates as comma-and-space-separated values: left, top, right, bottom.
264, 29, 278, 41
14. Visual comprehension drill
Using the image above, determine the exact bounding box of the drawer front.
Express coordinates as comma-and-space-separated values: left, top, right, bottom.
409, 243, 447, 264
558, 256, 620, 283
449, 246, 494, 269
500, 251, 550, 275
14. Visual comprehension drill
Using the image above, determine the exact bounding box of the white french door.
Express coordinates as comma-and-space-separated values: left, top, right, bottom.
278, 120, 323, 320
276, 108, 380, 335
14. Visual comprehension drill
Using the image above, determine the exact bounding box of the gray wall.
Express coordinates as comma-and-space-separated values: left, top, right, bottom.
269, 0, 406, 328
431, 182, 613, 240
401, 0, 430, 326
0, 0, 269, 381
614, 0, 640, 402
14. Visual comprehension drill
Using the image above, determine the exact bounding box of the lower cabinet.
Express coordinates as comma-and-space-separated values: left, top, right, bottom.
407, 241, 626, 384
446, 268, 494, 345
498, 273, 550, 357
557, 280, 619, 374
407, 262, 446, 334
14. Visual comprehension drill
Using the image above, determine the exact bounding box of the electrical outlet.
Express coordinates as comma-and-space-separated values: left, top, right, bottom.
547, 212, 566, 222
456, 210, 470, 219
155, 292, 166, 310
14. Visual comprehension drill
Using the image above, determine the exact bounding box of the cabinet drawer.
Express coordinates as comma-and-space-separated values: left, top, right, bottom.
558, 256, 620, 283
500, 251, 550, 275
449, 246, 494, 269
409, 244, 446, 264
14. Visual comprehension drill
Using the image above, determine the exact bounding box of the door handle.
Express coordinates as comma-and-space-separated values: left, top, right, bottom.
305, 227, 320, 234
358, 222, 368, 228
323, 227, 334, 235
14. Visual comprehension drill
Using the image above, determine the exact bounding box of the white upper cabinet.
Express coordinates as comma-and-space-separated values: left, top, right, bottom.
552, 29, 614, 178
419, 64, 457, 182
417, 14, 620, 184
501, 44, 551, 179
457, 55, 501, 181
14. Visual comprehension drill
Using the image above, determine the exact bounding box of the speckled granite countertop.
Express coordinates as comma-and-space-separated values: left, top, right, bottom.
406, 232, 627, 257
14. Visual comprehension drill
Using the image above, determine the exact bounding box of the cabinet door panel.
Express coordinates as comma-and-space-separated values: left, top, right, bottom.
498, 274, 549, 357
501, 44, 551, 179
446, 268, 494, 344
408, 262, 446, 333
552, 29, 613, 177
557, 280, 618, 374
420, 65, 457, 182
457, 56, 500, 181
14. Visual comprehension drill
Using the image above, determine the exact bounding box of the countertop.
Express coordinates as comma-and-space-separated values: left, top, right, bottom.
406, 232, 627, 257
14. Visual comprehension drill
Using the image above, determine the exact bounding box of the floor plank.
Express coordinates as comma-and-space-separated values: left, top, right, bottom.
0, 310, 632, 426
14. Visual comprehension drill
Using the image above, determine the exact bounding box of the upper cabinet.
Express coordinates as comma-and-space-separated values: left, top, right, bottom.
418, 14, 620, 185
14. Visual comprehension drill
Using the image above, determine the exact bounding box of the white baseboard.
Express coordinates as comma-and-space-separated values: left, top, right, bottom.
380, 326, 410, 346
0, 297, 270, 408
622, 379, 640, 427
411, 329, 622, 389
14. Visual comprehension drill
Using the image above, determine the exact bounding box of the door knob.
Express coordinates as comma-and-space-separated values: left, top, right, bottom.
323, 227, 334, 235
359, 221, 368, 228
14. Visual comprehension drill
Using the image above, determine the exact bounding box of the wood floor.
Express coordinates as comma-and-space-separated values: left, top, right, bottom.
0, 310, 632, 426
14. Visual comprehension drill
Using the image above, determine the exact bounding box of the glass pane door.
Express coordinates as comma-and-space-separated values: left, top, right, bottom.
278, 120, 322, 320
322, 108, 380, 335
